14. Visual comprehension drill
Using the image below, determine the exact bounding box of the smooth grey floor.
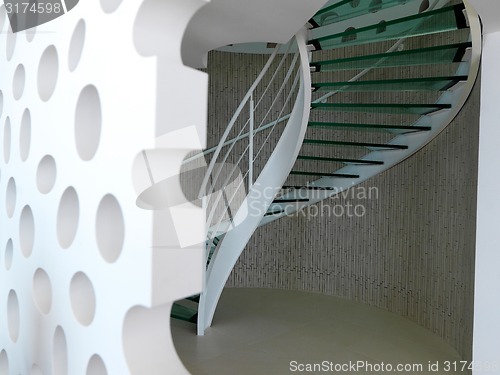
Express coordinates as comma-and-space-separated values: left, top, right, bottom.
171, 288, 464, 375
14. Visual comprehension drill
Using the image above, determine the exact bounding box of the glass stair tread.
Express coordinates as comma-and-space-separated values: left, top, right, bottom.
312, 76, 468, 92
303, 139, 408, 150
310, 102, 452, 115
297, 155, 384, 165
186, 295, 200, 303
206, 236, 220, 264
265, 210, 286, 217
309, 4, 468, 51
282, 185, 337, 191
272, 198, 310, 203
309, 0, 420, 29
308, 121, 431, 133
290, 171, 360, 178
171, 303, 198, 323
310, 42, 472, 72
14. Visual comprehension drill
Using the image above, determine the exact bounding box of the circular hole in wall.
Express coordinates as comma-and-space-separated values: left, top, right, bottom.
20, 108, 31, 161
30, 364, 43, 375
7, 290, 20, 342
37, 155, 57, 194
33, 268, 52, 314
4, 117, 11, 163
6, 177, 16, 218
37, 45, 59, 101
341, 27, 357, 43
419, 0, 429, 13
68, 19, 85, 72
75, 85, 102, 161
13, 64, 25, 100
369, 0, 383, 13
26, 27, 36, 43
53, 326, 68, 375
0, 350, 9, 374
6, 28, 16, 61
86, 355, 107, 375
56, 187, 79, 248
96, 195, 125, 263
376, 20, 387, 34
20, 206, 35, 258
319, 11, 339, 26
0, 5, 6, 33
5, 238, 13, 270
100, 0, 122, 13
70, 272, 96, 326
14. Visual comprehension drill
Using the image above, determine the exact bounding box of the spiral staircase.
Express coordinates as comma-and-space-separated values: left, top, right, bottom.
172, 0, 481, 335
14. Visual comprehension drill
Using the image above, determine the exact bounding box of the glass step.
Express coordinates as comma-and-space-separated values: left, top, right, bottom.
309, 4, 468, 51
310, 102, 451, 115
171, 303, 198, 323
206, 236, 221, 264
309, 0, 420, 28
303, 139, 408, 150
272, 198, 310, 203
308, 121, 431, 133
186, 295, 200, 303
312, 76, 468, 92
282, 185, 337, 191
310, 42, 472, 72
206, 237, 219, 248
265, 210, 286, 217
297, 155, 384, 165
290, 171, 360, 178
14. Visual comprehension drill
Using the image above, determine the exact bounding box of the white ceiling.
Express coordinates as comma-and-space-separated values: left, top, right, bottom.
467, 0, 500, 34
181, 0, 327, 68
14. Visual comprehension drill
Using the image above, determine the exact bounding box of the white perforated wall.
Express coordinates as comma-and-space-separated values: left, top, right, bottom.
0, 0, 208, 373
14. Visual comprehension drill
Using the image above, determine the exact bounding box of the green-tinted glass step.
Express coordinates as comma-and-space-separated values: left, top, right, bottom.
310, 102, 451, 115
309, 0, 420, 28
265, 210, 286, 217
186, 295, 200, 303
310, 42, 472, 72
272, 198, 310, 203
312, 76, 468, 92
290, 171, 360, 178
297, 155, 384, 165
303, 139, 408, 150
282, 185, 336, 191
206, 236, 221, 264
308, 121, 431, 133
309, 4, 467, 51
171, 303, 198, 323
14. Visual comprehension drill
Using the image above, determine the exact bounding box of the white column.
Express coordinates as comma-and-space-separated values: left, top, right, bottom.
473, 30, 500, 375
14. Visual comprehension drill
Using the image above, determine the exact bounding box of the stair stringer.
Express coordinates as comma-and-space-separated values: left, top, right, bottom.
197, 28, 312, 335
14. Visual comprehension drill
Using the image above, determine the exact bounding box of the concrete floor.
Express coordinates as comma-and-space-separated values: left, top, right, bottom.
171, 288, 465, 375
